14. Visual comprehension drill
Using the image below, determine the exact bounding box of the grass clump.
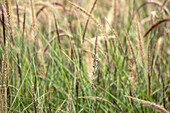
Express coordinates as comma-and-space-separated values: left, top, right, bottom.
0, 0, 170, 112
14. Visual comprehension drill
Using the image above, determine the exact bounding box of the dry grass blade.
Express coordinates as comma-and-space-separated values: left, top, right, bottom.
53, 14, 61, 52
2, 6, 6, 45
160, 0, 168, 11
105, 19, 125, 55
43, 33, 73, 54
148, 42, 151, 95
82, 0, 98, 43
36, 6, 46, 18
125, 96, 169, 113
144, 17, 170, 37
78, 96, 118, 111
136, 1, 169, 15
67, 81, 72, 113
35, 1, 67, 10
22, 6, 26, 37
65, 0, 98, 25
16, 1, 20, 29
55, 100, 65, 113
52, 2, 67, 11
30, 0, 36, 29
36, 2, 68, 18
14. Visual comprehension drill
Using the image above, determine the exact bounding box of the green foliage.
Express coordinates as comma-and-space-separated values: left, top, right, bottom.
0, 0, 169, 112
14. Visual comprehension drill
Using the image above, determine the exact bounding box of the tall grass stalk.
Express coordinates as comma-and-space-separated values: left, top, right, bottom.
0, 0, 169, 112
125, 96, 169, 113
1, 43, 8, 113
91, 30, 98, 89
82, 0, 98, 43
5, 0, 14, 46
136, 19, 144, 67
126, 32, 141, 81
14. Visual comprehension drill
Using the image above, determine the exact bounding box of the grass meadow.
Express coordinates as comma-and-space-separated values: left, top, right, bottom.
0, 0, 170, 112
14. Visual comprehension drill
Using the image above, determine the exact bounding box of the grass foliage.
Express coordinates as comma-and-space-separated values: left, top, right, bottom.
0, 0, 170, 112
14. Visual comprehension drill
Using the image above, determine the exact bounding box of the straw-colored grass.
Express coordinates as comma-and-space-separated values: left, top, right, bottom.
125, 96, 169, 113
0, 0, 169, 112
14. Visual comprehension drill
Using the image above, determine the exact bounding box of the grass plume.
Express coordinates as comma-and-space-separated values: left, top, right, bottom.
5, 0, 14, 46
91, 30, 98, 89
136, 19, 145, 68
0, 43, 8, 113
125, 96, 169, 113
126, 32, 141, 81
